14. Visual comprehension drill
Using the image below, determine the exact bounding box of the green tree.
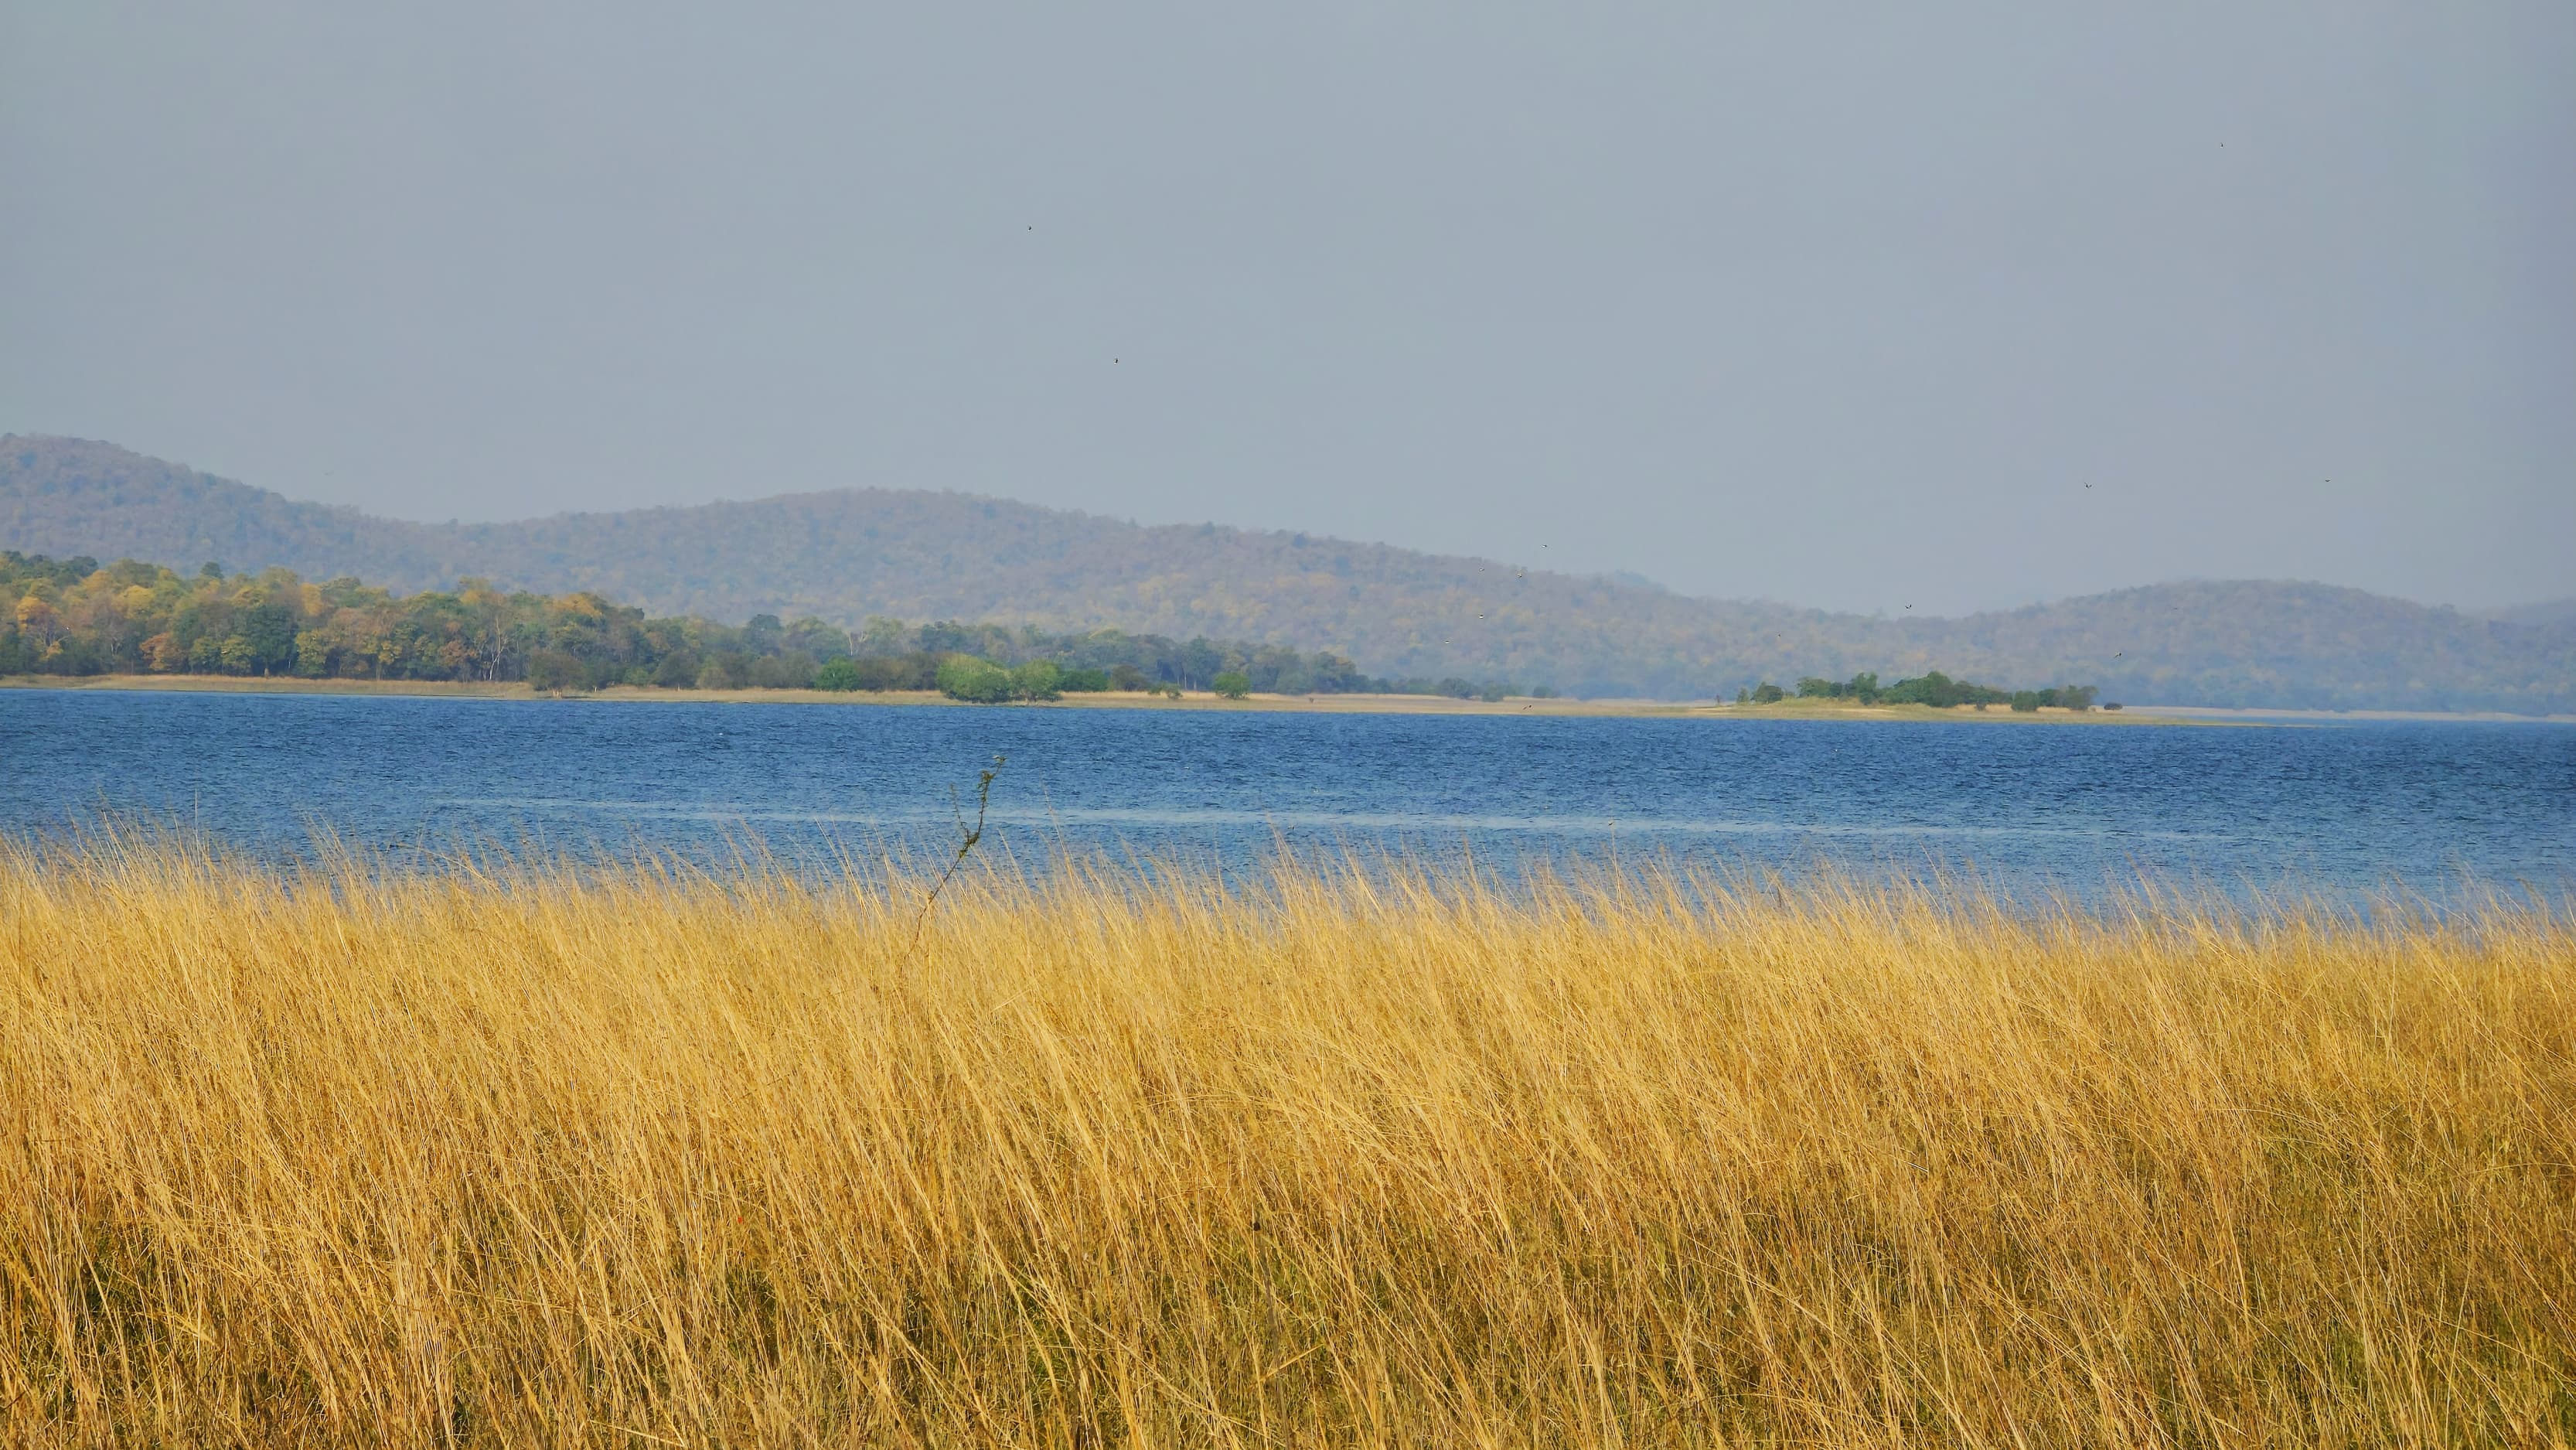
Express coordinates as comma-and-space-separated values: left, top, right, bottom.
936, 655, 1017, 702
1883, 671, 1957, 708
235, 599, 296, 674
858, 616, 909, 654
1057, 667, 1112, 692
526, 650, 591, 692
745, 653, 816, 689
1180, 639, 1226, 689
293, 630, 331, 677
1752, 682, 1785, 704
1010, 660, 1062, 700
1211, 670, 1252, 699
813, 657, 864, 691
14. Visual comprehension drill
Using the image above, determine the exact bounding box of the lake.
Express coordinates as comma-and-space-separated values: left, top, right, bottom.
3, 689, 2570, 902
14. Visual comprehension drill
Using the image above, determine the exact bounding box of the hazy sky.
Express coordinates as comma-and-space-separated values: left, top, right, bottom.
5, 2, 2570, 616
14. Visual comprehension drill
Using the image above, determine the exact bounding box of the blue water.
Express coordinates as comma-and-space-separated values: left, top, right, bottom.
2, 690, 2571, 902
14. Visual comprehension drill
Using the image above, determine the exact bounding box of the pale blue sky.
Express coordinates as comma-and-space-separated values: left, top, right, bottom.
4, 2, 2569, 614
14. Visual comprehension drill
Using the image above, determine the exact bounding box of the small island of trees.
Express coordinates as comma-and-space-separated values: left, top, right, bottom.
1735, 671, 2105, 711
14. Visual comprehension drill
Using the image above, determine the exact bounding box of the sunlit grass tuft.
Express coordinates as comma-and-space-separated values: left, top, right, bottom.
2, 837, 2570, 1445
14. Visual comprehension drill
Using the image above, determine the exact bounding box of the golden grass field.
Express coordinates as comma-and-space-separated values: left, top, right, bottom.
2, 839, 2571, 1446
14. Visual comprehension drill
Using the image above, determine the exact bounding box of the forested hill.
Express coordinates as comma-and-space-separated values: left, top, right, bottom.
7, 435, 2571, 712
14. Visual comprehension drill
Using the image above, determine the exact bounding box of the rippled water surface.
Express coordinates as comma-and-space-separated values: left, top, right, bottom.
3, 690, 2570, 901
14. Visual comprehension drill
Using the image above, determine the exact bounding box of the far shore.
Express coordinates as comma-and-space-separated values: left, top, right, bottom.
15, 672, 2565, 723
0, 670, 2309, 723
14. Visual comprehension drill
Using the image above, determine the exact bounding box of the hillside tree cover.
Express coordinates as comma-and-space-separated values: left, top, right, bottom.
10, 436, 2572, 711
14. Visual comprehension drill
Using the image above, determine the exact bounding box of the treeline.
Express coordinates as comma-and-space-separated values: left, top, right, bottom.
1736, 671, 2107, 711
0, 553, 1535, 700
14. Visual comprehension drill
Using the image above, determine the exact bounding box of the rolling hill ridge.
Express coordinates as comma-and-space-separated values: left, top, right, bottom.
5, 435, 2570, 711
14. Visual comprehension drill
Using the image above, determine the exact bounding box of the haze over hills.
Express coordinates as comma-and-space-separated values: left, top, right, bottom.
2482, 599, 2576, 629
6, 435, 2571, 712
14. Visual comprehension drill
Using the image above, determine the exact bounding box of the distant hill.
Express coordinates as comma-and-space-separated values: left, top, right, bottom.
6, 434, 2571, 711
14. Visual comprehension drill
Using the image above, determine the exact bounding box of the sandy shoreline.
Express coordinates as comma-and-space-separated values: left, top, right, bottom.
22, 675, 2564, 723
0, 671, 2298, 723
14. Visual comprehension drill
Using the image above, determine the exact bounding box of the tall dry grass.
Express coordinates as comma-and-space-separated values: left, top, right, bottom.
1, 837, 2570, 1447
